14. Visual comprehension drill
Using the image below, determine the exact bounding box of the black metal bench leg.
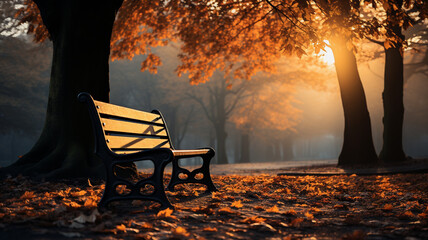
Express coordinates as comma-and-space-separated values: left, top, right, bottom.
149, 158, 174, 209
165, 159, 181, 192
166, 155, 217, 192
98, 158, 173, 210
200, 154, 217, 192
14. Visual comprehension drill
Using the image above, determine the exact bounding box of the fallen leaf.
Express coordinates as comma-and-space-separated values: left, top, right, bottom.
399, 211, 415, 219
218, 207, 236, 214
70, 190, 86, 197
266, 205, 279, 213
241, 216, 266, 223
382, 204, 393, 211
202, 227, 217, 232
231, 200, 243, 208
304, 212, 314, 220
83, 198, 98, 208
173, 226, 190, 237
116, 224, 127, 232
290, 218, 304, 227
20, 191, 35, 199
157, 208, 173, 218
131, 221, 153, 229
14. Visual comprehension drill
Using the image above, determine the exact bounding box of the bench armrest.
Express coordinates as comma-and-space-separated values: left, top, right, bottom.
171, 148, 214, 158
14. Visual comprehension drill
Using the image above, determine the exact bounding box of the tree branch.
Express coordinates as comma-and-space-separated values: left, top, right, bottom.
177, 106, 194, 147
265, 0, 309, 34
366, 37, 384, 46
187, 93, 215, 125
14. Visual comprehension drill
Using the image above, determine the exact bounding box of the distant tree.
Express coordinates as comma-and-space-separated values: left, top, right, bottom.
231, 77, 300, 163
0, 37, 50, 137
187, 74, 248, 164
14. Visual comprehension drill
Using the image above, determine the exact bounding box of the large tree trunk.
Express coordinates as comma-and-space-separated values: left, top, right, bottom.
1, 0, 123, 179
331, 37, 379, 167
379, 7, 406, 163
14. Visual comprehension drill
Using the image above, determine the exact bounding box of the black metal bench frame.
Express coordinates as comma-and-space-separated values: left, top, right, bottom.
78, 92, 217, 209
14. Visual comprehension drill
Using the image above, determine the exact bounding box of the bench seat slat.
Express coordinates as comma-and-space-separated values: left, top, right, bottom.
94, 100, 164, 124
112, 150, 141, 155
112, 149, 211, 156
172, 149, 211, 157
101, 118, 168, 137
106, 135, 171, 149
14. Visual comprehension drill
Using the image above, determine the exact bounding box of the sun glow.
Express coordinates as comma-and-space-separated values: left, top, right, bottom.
319, 41, 335, 65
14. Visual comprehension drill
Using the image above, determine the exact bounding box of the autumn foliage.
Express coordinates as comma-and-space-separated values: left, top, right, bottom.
1, 173, 427, 238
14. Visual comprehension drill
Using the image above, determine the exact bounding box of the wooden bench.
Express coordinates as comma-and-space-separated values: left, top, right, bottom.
78, 92, 217, 209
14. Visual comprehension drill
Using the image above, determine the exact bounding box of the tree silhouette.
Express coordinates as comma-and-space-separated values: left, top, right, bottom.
363, 0, 427, 163
2, 0, 123, 179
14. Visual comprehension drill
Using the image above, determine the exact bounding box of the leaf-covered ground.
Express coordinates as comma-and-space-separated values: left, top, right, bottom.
0, 173, 427, 239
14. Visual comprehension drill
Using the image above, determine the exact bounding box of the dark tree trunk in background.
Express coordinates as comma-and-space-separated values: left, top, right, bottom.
265, 143, 274, 162
240, 131, 250, 163
282, 136, 293, 161
1, 0, 124, 179
166, 107, 179, 148
379, 3, 406, 163
273, 142, 281, 161
215, 120, 228, 164
214, 87, 229, 164
234, 136, 240, 163
331, 37, 379, 167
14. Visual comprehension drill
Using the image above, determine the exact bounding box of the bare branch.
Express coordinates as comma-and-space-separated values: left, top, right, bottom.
177, 106, 194, 147
186, 92, 215, 124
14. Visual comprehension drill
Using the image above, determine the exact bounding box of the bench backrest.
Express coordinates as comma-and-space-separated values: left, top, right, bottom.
79, 93, 173, 154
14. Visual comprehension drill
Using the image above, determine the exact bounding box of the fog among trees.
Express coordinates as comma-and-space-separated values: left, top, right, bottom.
1, 32, 427, 167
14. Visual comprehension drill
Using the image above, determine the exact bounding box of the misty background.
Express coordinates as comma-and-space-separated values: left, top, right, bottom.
0, 35, 427, 167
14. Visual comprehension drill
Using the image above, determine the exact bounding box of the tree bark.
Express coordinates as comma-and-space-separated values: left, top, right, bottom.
379, 7, 406, 163
1, 0, 124, 179
239, 131, 250, 163
331, 37, 379, 167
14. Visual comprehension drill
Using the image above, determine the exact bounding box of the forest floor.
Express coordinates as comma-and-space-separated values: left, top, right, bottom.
0, 162, 427, 239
